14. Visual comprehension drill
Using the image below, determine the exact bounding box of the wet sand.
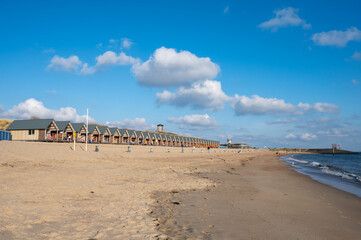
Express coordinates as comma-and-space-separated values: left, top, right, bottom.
0, 141, 360, 239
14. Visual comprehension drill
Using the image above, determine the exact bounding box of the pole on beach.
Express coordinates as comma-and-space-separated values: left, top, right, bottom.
85, 107, 88, 152
73, 131, 76, 151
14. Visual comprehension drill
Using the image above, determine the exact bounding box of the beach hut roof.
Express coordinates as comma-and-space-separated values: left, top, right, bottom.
127, 129, 135, 136
118, 129, 128, 136
55, 121, 70, 131
142, 131, 150, 138
97, 126, 109, 134
71, 123, 85, 132
108, 127, 118, 135
7, 119, 55, 130
135, 130, 144, 137
88, 124, 99, 133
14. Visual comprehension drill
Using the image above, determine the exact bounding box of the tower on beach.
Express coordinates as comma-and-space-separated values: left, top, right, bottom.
157, 124, 164, 132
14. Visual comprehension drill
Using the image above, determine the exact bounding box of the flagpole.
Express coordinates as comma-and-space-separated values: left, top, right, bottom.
85, 107, 88, 152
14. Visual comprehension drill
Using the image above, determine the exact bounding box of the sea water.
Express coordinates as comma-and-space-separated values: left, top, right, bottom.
280, 154, 361, 198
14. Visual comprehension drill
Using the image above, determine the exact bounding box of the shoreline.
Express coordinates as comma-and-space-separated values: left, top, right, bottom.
150, 152, 361, 239
281, 154, 361, 198
1, 141, 360, 239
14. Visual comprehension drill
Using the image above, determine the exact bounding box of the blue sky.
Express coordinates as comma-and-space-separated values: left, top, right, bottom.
1, 0, 361, 150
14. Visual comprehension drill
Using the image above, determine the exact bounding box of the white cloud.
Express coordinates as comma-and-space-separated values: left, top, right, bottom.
132, 47, 220, 87
352, 79, 359, 85
312, 27, 361, 47
47, 55, 83, 72
168, 114, 217, 129
351, 51, 361, 60
121, 38, 133, 49
267, 118, 298, 124
232, 95, 295, 115
224, 6, 229, 14
231, 95, 339, 115
300, 133, 317, 141
106, 118, 155, 130
95, 51, 139, 67
259, 7, 311, 31
1, 98, 95, 123
43, 48, 55, 54
285, 133, 297, 139
312, 102, 339, 113
80, 63, 96, 75
317, 128, 350, 138
156, 80, 231, 111
48, 51, 138, 75
45, 90, 57, 94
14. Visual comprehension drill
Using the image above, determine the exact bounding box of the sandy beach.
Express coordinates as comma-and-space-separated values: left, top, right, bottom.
0, 141, 360, 239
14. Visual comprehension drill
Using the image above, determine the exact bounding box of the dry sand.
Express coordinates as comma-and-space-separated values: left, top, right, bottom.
0, 141, 360, 240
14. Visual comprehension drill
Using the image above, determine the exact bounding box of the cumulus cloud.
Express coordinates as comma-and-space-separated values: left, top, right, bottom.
132, 47, 220, 87
312, 103, 339, 113
95, 51, 139, 67
259, 7, 311, 31
300, 133, 317, 141
285, 133, 297, 139
168, 114, 217, 129
80, 63, 96, 75
121, 38, 133, 49
352, 79, 359, 85
106, 118, 155, 131
47, 55, 83, 72
1, 98, 95, 123
351, 51, 361, 60
312, 27, 361, 47
231, 95, 339, 115
156, 80, 231, 111
47, 51, 138, 75
232, 95, 295, 115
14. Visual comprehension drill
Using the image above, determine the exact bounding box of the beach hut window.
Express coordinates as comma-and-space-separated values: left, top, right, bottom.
28, 130, 35, 135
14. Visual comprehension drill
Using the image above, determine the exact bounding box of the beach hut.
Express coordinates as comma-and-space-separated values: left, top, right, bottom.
98, 126, 111, 143
7, 119, 59, 141
119, 129, 130, 144
175, 136, 180, 146
88, 125, 100, 143
162, 135, 169, 146
55, 121, 71, 141
71, 123, 87, 142
135, 131, 144, 145
179, 137, 184, 146
149, 132, 156, 145
127, 130, 137, 144
142, 132, 151, 145
155, 133, 162, 145
193, 138, 198, 147
160, 134, 167, 146
109, 128, 121, 144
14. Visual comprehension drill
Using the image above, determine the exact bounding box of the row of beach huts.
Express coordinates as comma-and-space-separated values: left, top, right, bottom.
6, 119, 220, 148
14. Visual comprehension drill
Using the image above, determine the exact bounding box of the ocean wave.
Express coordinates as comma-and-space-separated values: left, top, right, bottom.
282, 155, 361, 183
282, 155, 309, 164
